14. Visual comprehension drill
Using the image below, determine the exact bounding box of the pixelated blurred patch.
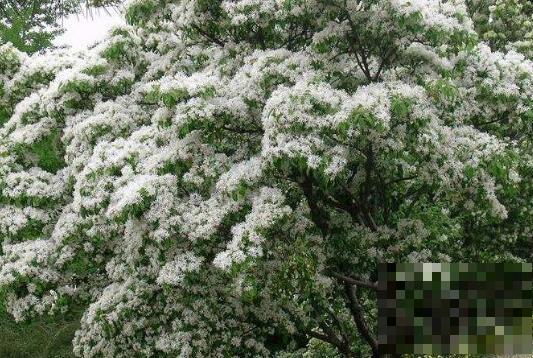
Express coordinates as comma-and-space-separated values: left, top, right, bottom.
378, 263, 532, 356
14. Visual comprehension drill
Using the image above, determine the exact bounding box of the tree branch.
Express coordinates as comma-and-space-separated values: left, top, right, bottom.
331, 272, 378, 291
299, 176, 330, 236
344, 284, 379, 358
323, 193, 365, 226
308, 324, 352, 357
373, 46, 397, 81
307, 330, 332, 343
383, 175, 417, 186
221, 124, 263, 135
191, 24, 225, 46
328, 308, 352, 349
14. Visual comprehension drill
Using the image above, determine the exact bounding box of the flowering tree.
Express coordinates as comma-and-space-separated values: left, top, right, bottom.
0, 0, 531, 357
0, 0, 121, 53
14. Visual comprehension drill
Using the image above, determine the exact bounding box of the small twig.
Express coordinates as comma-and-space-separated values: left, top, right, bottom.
191, 24, 225, 46
383, 175, 417, 186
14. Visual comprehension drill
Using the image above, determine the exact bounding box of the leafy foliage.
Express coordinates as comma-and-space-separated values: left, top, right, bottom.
0, 0, 531, 357
0, 0, 122, 53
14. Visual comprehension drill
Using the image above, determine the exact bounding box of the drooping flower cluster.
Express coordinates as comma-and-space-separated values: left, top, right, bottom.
0, 0, 531, 356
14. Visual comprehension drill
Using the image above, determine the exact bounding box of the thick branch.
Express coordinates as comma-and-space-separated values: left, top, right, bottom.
328, 308, 353, 349
308, 325, 351, 357
300, 176, 330, 236
323, 193, 365, 226
373, 46, 397, 81
307, 330, 332, 343
344, 285, 379, 358
331, 272, 378, 291
360, 145, 378, 231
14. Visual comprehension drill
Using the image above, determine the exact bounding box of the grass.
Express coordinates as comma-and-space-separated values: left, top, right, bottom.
0, 310, 80, 358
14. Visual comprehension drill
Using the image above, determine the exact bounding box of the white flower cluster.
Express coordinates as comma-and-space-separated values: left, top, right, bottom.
157, 253, 203, 286
213, 187, 292, 269
389, 0, 474, 33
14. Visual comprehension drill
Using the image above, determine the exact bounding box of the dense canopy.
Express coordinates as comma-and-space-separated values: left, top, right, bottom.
0, 0, 531, 356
